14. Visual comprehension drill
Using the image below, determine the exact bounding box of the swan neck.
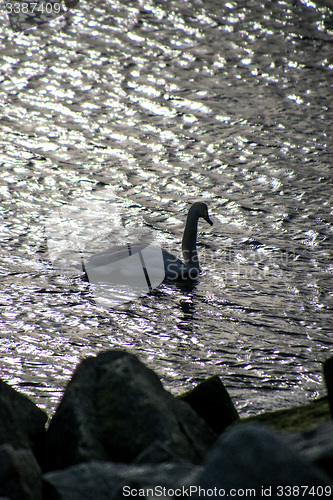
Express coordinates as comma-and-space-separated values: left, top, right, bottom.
181, 212, 199, 269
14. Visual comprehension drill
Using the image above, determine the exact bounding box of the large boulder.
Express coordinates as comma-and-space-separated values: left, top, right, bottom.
0, 444, 42, 500
189, 424, 332, 499
178, 375, 239, 434
40, 350, 217, 471
0, 379, 47, 450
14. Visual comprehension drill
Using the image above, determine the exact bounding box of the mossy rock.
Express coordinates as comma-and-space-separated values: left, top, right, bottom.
240, 396, 331, 432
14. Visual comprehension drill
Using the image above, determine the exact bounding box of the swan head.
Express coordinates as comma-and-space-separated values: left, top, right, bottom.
190, 202, 213, 226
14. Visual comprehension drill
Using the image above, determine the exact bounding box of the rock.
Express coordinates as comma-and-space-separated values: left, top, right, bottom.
189, 424, 332, 499
178, 375, 239, 434
0, 379, 47, 450
241, 395, 331, 431
0, 444, 42, 500
43, 460, 193, 500
323, 355, 333, 418
286, 421, 333, 480
40, 350, 217, 471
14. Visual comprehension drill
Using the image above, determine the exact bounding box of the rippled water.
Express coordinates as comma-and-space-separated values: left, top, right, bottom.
0, 0, 332, 417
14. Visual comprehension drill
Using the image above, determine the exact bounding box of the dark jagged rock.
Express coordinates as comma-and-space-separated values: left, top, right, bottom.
43, 461, 193, 500
0, 444, 42, 500
0, 379, 47, 450
178, 375, 239, 434
323, 356, 333, 418
189, 424, 332, 500
39, 350, 217, 471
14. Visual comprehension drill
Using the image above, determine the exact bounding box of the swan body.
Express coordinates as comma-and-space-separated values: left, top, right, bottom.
84, 202, 213, 284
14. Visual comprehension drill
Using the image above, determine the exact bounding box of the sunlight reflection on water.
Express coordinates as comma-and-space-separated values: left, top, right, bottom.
0, 0, 332, 416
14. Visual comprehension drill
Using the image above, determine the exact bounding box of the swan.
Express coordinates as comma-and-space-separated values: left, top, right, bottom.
169, 201, 213, 279
83, 202, 213, 287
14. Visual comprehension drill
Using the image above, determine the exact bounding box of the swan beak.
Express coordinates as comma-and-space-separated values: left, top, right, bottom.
205, 215, 213, 226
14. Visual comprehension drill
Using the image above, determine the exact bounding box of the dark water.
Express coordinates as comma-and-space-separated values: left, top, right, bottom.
0, 0, 332, 417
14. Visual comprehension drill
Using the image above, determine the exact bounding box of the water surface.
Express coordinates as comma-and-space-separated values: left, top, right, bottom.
0, 0, 332, 416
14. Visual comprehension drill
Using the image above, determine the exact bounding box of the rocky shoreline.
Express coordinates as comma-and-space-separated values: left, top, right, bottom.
0, 350, 332, 499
